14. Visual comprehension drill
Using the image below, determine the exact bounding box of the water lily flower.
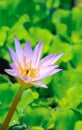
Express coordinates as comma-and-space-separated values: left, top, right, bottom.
5, 36, 63, 88
1, 36, 63, 130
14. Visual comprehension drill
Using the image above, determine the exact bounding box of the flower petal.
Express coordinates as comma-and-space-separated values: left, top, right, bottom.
14, 36, 23, 61
40, 52, 63, 66
5, 69, 17, 77
39, 65, 57, 75
53, 53, 64, 63
32, 40, 43, 68
21, 77, 32, 83
34, 68, 62, 81
32, 81, 48, 88
10, 63, 20, 76
23, 40, 32, 61
9, 48, 18, 64
40, 54, 56, 66
49, 68, 62, 76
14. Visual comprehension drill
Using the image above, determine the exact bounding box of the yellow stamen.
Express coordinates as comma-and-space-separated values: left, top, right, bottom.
17, 60, 40, 79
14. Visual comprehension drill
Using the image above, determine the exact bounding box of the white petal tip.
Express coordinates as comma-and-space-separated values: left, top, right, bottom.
59, 52, 64, 57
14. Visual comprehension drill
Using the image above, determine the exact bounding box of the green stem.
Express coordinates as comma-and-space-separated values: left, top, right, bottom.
1, 86, 25, 130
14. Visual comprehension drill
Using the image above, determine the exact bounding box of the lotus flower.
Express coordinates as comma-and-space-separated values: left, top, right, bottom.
5, 36, 63, 88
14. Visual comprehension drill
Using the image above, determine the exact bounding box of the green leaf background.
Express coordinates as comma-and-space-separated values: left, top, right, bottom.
0, 0, 82, 130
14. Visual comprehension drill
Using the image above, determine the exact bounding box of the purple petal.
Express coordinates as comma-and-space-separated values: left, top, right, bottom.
14, 36, 23, 61
53, 53, 63, 63
39, 65, 56, 75
32, 81, 48, 88
40, 54, 57, 66
9, 48, 18, 65
35, 68, 62, 81
40, 52, 63, 66
32, 40, 43, 68
5, 69, 17, 77
21, 77, 32, 83
49, 68, 62, 76
23, 40, 32, 61
10, 63, 20, 75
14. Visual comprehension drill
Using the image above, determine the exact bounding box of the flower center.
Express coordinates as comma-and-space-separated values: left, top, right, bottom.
26, 69, 29, 74
17, 60, 39, 79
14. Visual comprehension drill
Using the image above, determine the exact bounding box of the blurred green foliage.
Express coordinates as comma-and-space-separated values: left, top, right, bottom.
0, 0, 82, 130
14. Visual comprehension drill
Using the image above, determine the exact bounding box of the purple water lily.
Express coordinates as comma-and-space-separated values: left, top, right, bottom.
5, 36, 63, 88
